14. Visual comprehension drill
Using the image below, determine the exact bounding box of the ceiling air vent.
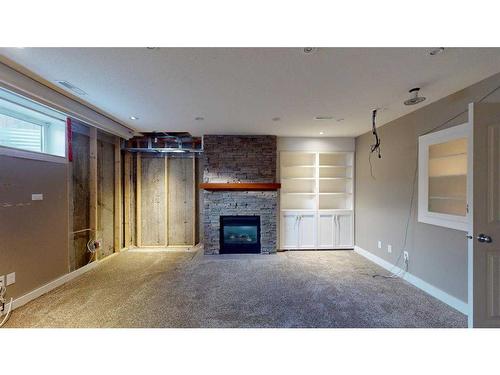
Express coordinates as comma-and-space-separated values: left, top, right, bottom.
55, 80, 87, 96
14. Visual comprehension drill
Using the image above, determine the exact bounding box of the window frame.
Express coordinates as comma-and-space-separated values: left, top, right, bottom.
0, 89, 68, 164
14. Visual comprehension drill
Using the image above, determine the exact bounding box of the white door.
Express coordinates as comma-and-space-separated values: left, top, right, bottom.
471, 102, 500, 327
336, 212, 354, 248
281, 213, 300, 249
318, 214, 335, 248
298, 213, 316, 249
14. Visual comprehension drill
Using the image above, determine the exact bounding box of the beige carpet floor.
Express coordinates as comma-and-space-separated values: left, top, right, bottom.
4, 250, 467, 328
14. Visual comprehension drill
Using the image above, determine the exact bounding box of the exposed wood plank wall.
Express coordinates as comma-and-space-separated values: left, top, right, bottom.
114, 137, 122, 251
70, 131, 90, 270
168, 157, 195, 245
89, 127, 98, 259
97, 133, 115, 258
123, 152, 132, 248
139, 154, 166, 246
136, 152, 142, 246
130, 153, 137, 246
124, 152, 197, 248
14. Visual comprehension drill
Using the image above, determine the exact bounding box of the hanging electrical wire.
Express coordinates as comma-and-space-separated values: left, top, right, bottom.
369, 109, 381, 179
370, 109, 382, 158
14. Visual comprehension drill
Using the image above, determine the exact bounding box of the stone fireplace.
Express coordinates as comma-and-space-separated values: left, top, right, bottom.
202, 135, 278, 254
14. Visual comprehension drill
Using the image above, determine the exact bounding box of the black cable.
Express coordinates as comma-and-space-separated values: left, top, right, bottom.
370, 109, 381, 158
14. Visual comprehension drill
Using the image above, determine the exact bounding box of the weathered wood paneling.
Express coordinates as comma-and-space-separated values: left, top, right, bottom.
140, 154, 166, 246
168, 157, 195, 245
97, 135, 115, 258
130, 153, 137, 246
71, 131, 90, 270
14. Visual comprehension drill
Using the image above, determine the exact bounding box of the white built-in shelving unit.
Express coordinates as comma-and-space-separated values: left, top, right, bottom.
418, 122, 470, 231
279, 150, 354, 249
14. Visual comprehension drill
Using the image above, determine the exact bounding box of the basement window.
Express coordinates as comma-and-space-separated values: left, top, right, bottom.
0, 87, 66, 161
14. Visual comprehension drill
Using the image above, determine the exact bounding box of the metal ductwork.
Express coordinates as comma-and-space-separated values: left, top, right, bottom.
123, 132, 203, 153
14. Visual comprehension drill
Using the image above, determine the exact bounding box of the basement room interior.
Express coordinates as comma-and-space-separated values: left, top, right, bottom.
1, 46, 500, 330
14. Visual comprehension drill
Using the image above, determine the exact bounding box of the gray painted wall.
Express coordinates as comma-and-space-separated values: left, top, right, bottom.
355, 72, 500, 303
0, 155, 69, 299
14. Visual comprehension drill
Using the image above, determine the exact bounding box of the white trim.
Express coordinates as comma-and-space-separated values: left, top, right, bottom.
1, 253, 118, 314
467, 103, 475, 328
0, 145, 68, 164
354, 245, 469, 315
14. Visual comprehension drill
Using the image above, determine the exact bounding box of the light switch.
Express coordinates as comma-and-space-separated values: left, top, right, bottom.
31, 193, 43, 201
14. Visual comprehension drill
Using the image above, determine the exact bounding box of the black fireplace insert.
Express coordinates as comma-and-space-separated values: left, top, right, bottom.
219, 215, 261, 254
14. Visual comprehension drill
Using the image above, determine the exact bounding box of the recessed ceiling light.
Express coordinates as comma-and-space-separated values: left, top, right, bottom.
429, 47, 445, 56
303, 47, 317, 54
129, 116, 139, 120
314, 116, 333, 120
272, 117, 281, 122
195, 117, 204, 121
55, 80, 87, 96
319, 131, 324, 135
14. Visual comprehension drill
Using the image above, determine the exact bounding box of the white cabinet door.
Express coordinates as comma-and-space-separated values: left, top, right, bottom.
336, 212, 353, 248
298, 213, 316, 249
318, 213, 335, 248
316, 211, 353, 249
281, 213, 300, 249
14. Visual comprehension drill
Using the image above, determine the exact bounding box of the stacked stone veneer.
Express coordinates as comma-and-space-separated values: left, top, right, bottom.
203, 135, 278, 254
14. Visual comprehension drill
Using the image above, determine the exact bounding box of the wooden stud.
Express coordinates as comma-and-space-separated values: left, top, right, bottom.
89, 127, 98, 260
192, 156, 196, 246
165, 154, 169, 247
113, 137, 122, 252
123, 152, 131, 248
136, 152, 142, 247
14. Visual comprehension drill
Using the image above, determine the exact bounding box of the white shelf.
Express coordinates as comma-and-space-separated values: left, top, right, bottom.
429, 196, 466, 201
319, 177, 351, 180
281, 177, 316, 180
280, 151, 353, 211
282, 192, 316, 195
319, 192, 350, 195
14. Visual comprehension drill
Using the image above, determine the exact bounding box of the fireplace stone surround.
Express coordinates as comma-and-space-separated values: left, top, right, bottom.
202, 135, 278, 254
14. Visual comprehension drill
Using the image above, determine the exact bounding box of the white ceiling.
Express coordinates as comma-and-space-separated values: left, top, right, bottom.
1, 47, 500, 137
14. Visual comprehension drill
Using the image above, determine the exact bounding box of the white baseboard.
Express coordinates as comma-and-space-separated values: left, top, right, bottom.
354, 246, 468, 315
2, 253, 118, 314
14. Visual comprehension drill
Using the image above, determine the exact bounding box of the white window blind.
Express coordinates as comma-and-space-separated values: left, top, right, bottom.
0, 112, 43, 153
0, 87, 66, 158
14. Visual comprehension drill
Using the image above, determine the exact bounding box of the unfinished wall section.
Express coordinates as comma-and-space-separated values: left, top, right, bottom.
124, 153, 197, 248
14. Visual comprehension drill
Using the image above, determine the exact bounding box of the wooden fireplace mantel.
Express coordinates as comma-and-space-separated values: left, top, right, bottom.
199, 182, 281, 191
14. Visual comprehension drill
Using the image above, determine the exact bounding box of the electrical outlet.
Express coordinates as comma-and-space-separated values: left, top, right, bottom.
403, 251, 409, 263
387, 244, 392, 253
6, 272, 15, 286
377, 241, 382, 249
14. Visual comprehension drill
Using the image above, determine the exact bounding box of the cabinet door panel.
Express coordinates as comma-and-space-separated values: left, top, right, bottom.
281, 214, 299, 248
336, 213, 353, 248
319, 214, 334, 248
299, 214, 316, 248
